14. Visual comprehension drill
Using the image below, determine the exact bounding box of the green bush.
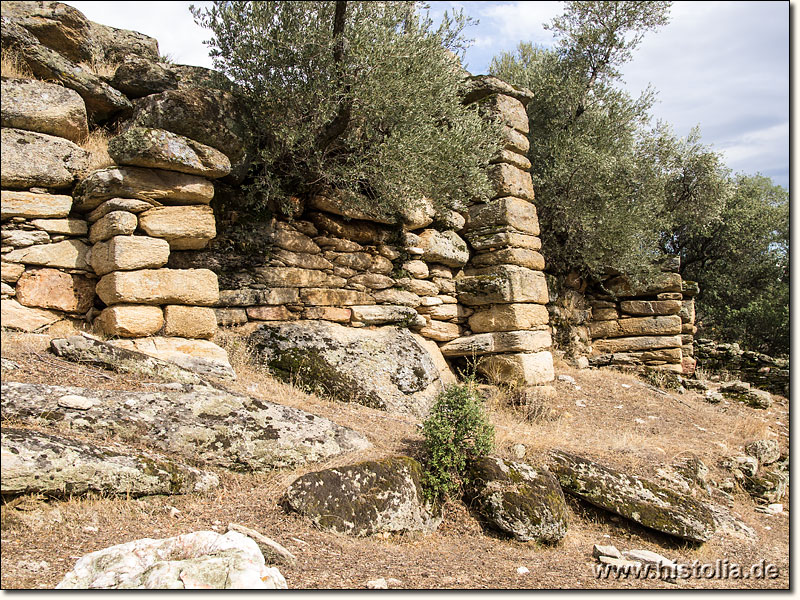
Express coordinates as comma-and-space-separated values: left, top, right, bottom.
421, 382, 494, 503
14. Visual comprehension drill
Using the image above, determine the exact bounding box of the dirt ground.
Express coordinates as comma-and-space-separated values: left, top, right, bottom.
0, 330, 789, 589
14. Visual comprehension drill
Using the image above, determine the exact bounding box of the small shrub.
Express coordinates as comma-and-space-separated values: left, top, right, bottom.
640, 367, 683, 391
421, 382, 494, 503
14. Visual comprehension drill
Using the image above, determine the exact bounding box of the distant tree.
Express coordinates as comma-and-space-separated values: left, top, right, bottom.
191, 1, 500, 218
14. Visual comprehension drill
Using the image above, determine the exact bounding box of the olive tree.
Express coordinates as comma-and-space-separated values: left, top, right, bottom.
191, 1, 500, 219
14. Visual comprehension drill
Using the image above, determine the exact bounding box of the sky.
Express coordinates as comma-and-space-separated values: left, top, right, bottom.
66, 1, 789, 189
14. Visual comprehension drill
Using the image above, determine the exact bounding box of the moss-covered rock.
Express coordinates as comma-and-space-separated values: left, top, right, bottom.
283, 456, 441, 537
548, 450, 716, 543
464, 456, 568, 543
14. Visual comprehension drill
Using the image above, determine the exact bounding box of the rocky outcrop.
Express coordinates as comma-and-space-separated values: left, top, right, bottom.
248, 320, 447, 418
57, 530, 287, 589
1, 427, 218, 497
1, 382, 370, 471
548, 450, 716, 543
718, 381, 773, 409
283, 456, 441, 537
695, 339, 788, 396
464, 456, 568, 543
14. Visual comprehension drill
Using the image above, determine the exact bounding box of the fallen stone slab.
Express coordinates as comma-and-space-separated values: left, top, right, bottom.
592, 544, 622, 559
1, 427, 218, 498
548, 450, 716, 543
57, 530, 286, 589
1, 381, 370, 472
226, 524, 296, 567
464, 456, 568, 543
439, 330, 551, 357
108, 337, 234, 380
283, 456, 441, 537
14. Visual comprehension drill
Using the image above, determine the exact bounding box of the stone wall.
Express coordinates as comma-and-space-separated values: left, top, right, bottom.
694, 340, 788, 395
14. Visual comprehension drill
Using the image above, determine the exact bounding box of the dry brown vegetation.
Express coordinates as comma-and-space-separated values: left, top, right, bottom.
1, 49, 34, 79
0, 330, 789, 589
78, 128, 115, 174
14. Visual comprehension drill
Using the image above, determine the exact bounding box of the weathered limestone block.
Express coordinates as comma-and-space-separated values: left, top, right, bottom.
468, 303, 550, 333
1, 262, 25, 283
402, 259, 429, 279
499, 124, 530, 154
439, 330, 551, 357
1, 78, 88, 142
432, 208, 466, 232
471, 248, 545, 270
589, 315, 682, 339
548, 450, 716, 542
487, 164, 535, 202
1, 229, 50, 247
417, 303, 473, 322
1, 127, 88, 189
2, 281, 16, 297
217, 288, 299, 306
592, 307, 619, 321
605, 272, 683, 297
681, 323, 697, 334
0, 298, 62, 331
246, 306, 297, 321
74, 166, 214, 212
467, 197, 540, 236
96, 269, 219, 306
462, 75, 534, 106
332, 252, 373, 271
417, 229, 470, 268
302, 307, 351, 322
619, 300, 682, 316
597, 348, 683, 364
679, 299, 695, 324
464, 456, 567, 543
163, 305, 217, 339
1, 428, 218, 498
457, 266, 548, 305
592, 335, 683, 354
682, 280, 700, 297
110, 56, 179, 99
350, 305, 417, 326
15, 268, 94, 313
394, 278, 437, 298
315, 236, 362, 252
418, 319, 461, 342
1, 191, 72, 220
272, 249, 332, 270
90, 236, 170, 276
476, 93, 529, 133
108, 337, 234, 380
86, 198, 154, 223
138, 205, 216, 250
1, 1, 93, 61
477, 351, 554, 385
214, 308, 248, 326
95, 304, 164, 338
308, 211, 390, 245
466, 230, 541, 252
299, 288, 374, 306
88, 210, 138, 244
108, 127, 231, 179
252, 267, 338, 288
56, 531, 285, 590
348, 273, 394, 290
490, 148, 532, 171
249, 321, 447, 417
283, 457, 441, 537
373, 288, 421, 307
4, 239, 89, 270
309, 189, 395, 225
30, 218, 87, 235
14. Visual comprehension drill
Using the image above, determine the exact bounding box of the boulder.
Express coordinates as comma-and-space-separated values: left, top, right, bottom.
468, 303, 550, 333
719, 381, 772, 409
744, 440, 780, 466
486, 164, 535, 202
0, 18, 131, 122
1, 127, 88, 189
56, 530, 286, 589
87, 20, 160, 65
417, 229, 470, 268
126, 88, 253, 183
548, 450, 716, 543
95, 304, 164, 338
249, 320, 447, 418
1, 381, 371, 471
4, 239, 89, 270
108, 127, 231, 179
88, 210, 138, 244
743, 469, 787, 504
74, 166, 214, 212
0, 298, 62, 331
1, 427, 218, 498
15, 268, 94, 313
477, 351, 554, 386
589, 315, 683, 339
464, 456, 567, 543
106, 337, 234, 380
1, 190, 72, 220
95, 268, 218, 306
1, 78, 88, 142
110, 57, 179, 99
461, 75, 534, 106
138, 205, 217, 250
439, 330, 551, 357
90, 235, 170, 276
163, 305, 217, 339
457, 265, 549, 305
1, 1, 93, 62
283, 456, 441, 536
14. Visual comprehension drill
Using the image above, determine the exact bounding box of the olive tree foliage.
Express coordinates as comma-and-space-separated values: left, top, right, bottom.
191, 1, 500, 219
490, 1, 672, 281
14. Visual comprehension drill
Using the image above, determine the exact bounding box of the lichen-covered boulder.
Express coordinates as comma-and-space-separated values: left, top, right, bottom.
110, 56, 179, 98
549, 450, 716, 543
464, 456, 568, 543
283, 456, 441, 536
1, 78, 88, 142
1, 427, 218, 498
1, 381, 370, 471
719, 381, 772, 409
57, 530, 286, 589
248, 320, 447, 418
1, 127, 88, 189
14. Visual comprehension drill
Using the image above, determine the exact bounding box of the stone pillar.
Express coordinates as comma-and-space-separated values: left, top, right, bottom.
446, 76, 555, 386
680, 280, 699, 375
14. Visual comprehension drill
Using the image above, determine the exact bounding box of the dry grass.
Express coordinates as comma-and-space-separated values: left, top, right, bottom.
79, 129, 115, 174
1, 49, 34, 79
78, 59, 120, 79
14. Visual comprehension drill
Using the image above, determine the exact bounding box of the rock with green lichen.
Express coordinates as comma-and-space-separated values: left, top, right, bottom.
464, 456, 568, 543
283, 456, 442, 537
1, 427, 218, 498
548, 450, 716, 543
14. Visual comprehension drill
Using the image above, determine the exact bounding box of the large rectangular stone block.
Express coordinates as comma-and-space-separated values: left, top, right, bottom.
216, 288, 299, 307
138, 205, 217, 250
486, 164, 535, 202
604, 272, 683, 297
619, 300, 681, 316
90, 236, 170, 276
439, 330, 551, 357
95, 304, 164, 338
477, 351, 554, 385
300, 288, 375, 306
592, 335, 682, 354
589, 315, 682, 339
477, 93, 529, 133
468, 303, 550, 333
457, 266, 548, 305
471, 248, 545, 270
467, 196, 540, 236
465, 230, 541, 252
95, 269, 219, 306
163, 305, 217, 339
4, 239, 89, 270
1, 191, 72, 220
15, 268, 94, 313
